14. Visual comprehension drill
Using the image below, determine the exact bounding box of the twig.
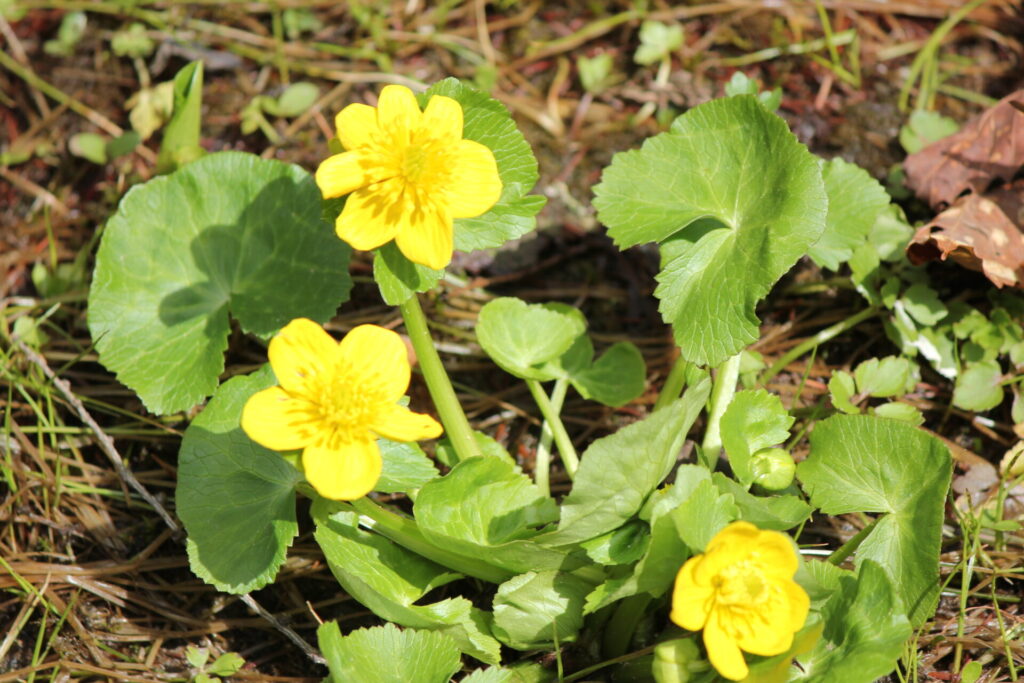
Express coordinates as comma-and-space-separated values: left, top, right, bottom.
240, 594, 327, 666
10, 336, 179, 534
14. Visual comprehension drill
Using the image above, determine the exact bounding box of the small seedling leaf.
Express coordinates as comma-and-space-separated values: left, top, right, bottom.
69, 132, 108, 164
207, 652, 245, 677
953, 360, 1004, 411
634, 20, 683, 66
157, 61, 204, 174
569, 341, 646, 407
476, 297, 586, 381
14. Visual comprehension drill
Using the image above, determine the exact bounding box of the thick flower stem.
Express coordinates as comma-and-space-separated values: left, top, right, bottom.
399, 294, 479, 464
351, 497, 512, 584
535, 377, 569, 496
526, 378, 579, 478
653, 355, 690, 412
701, 353, 742, 469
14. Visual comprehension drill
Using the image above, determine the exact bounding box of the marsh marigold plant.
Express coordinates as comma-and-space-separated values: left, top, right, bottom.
315, 84, 502, 270
670, 521, 809, 681
241, 318, 443, 500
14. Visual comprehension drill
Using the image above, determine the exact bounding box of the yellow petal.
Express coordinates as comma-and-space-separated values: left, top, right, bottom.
394, 202, 454, 270
268, 318, 338, 396
749, 529, 800, 579
782, 578, 811, 631
334, 180, 404, 251
241, 386, 320, 451
335, 102, 380, 150
445, 139, 502, 219
302, 439, 382, 500
315, 150, 392, 199
377, 85, 421, 140
734, 603, 793, 656
421, 94, 463, 143
704, 611, 749, 681
670, 557, 713, 632
370, 403, 443, 442
337, 324, 411, 401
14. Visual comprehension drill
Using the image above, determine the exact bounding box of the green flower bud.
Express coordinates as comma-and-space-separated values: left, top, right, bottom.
750, 448, 796, 491
652, 638, 707, 683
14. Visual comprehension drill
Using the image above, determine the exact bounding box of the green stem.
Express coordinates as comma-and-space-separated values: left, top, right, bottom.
700, 354, 742, 469
535, 378, 569, 496
399, 295, 478, 464
827, 517, 879, 566
526, 379, 579, 478
653, 355, 689, 412
602, 594, 652, 659
759, 306, 881, 387
350, 497, 511, 584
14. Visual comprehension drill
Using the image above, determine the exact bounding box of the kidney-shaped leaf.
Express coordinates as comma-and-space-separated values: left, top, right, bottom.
89, 151, 352, 414
177, 365, 303, 594
476, 298, 586, 381
594, 96, 827, 366
809, 158, 890, 271
798, 415, 951, 626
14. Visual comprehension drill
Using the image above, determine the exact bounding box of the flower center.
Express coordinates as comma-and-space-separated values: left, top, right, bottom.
713, 561, 770, 607
396, 135, 452, 193
311, 361, 386, 445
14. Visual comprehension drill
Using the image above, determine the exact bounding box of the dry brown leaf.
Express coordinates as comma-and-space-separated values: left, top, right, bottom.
904, 89, 1024, 208
907, 180, 1024, 287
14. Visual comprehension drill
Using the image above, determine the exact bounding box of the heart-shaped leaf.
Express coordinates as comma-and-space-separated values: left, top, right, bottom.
89, 151, 352, 414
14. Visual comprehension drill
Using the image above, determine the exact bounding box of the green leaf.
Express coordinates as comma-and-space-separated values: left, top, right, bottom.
157, 61, 205, 173
901, 282, 947, 326
798, 415, 951, 626
809, 158, 889, 271
594, 96, 827, 366
415, 457, 566, 574
569, 341, 646, 407
185, 646, 210, 669
541, 379, 711, 546
868, 204, 914, 262
634, 20, 683, 65
720, 390, 794, 486
373, 242, 444, 305
711, 473, 811, 530
269, 82, 319, 117
318, 622, 462, 683
671, 477, 739, 551
853, 356, 917, 398
313, 502, 501, 664
898, 109, 958, 155
105, 131, 140, 159
69, 132, 108, 164
579, 519, 649, 566
492, 570, 591, 650
88, 151, 352, 414
577, 53, 617, 95
177, 366, 303, 593
206, 652, 245, 677
794, 560, 911, 682
828, 370, 859, 414
376, 439, 439, 494
435, 430, 515, 469
476, 298, 586, 381
871, 401, 923, 425
111, 22, 155, 58
953, 360, 1004, 411
421, 79, 545, 253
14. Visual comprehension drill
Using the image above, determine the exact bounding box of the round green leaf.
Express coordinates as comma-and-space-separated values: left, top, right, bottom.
953, 360, 1004, 411
809, 158, 890, 271
318, 622, 462, 683
594, 96, 827, 366
476, 297, 586, 381
492, 570, 591, 650
720, 389, 794, 485
177, 365, 303, 594
89, 151, 352, 414
420, 79, 546, 253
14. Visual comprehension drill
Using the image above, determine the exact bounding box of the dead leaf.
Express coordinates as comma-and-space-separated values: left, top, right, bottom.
907, 179, 1024, 288
904, 89, 1024, 208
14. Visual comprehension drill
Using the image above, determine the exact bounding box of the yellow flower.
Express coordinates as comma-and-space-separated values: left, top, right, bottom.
670, 521, 810, 681
315, 84, 503, 270
241, 318, 443, 500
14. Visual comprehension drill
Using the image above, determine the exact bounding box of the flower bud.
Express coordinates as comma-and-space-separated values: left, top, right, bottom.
652, 638, 706, 683
750, 448, 796, 491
